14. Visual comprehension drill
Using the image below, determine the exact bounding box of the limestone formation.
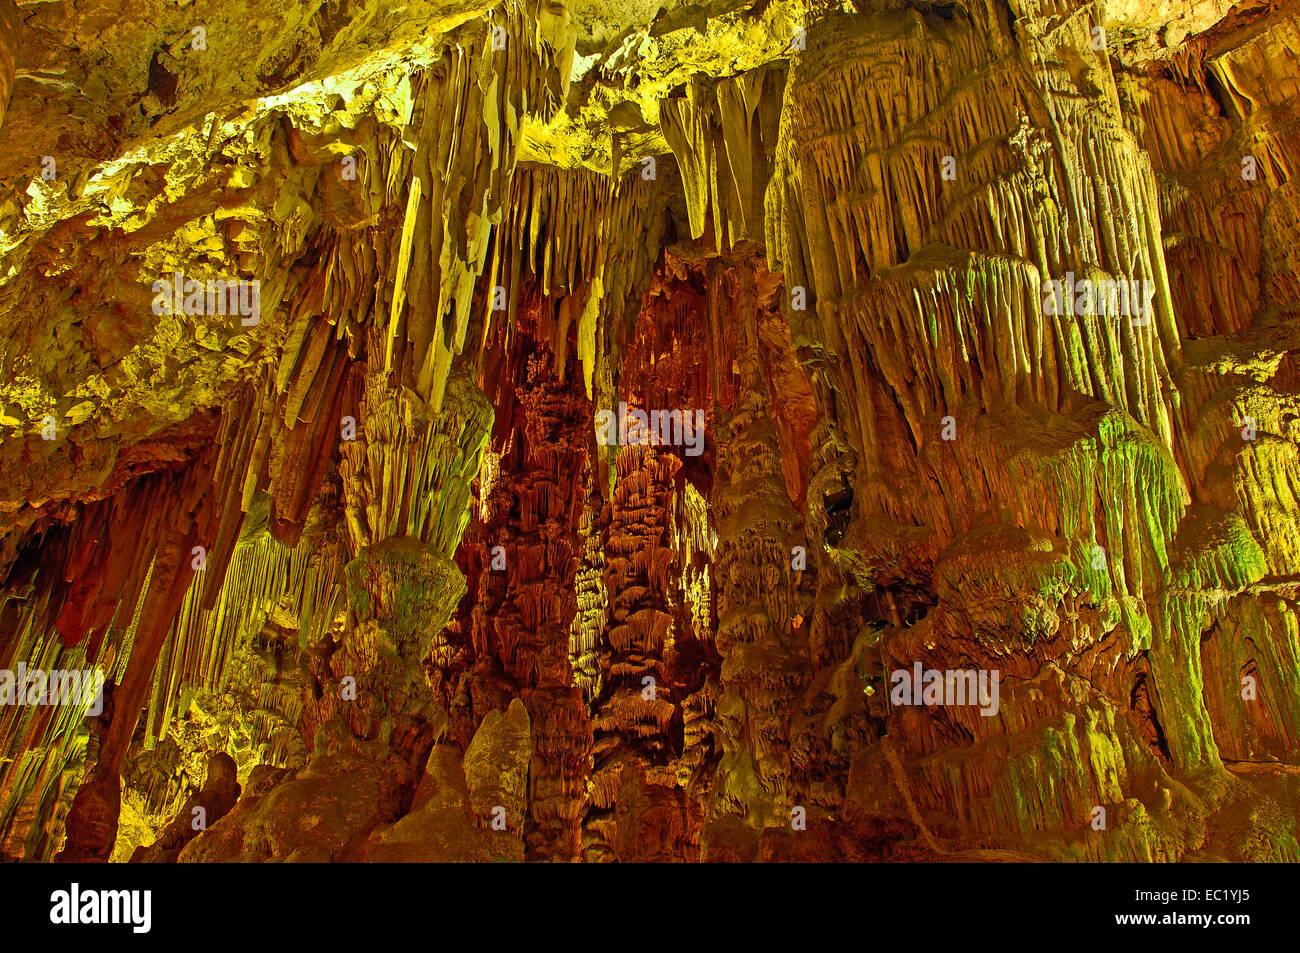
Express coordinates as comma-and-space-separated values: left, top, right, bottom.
0, 0, 1298, 865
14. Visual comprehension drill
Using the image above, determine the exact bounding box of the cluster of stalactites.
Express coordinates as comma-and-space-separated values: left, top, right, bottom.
762, 7, 1185, 503
485, 164, 610, 391
476, 163, 668, 423
660, 67, 787, 250
0, 1, 584, 860
382, 2, 578, 415
339, 368, 493, 560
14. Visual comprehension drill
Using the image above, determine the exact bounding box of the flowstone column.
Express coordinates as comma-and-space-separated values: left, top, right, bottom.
704, 260, 812, 857
178, 365, 496, 861
585, 442, 687, 859
465, 319, 594, 862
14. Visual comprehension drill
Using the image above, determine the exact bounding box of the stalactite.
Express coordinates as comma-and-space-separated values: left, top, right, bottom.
382, 4, 577, 413
661, 68, 787, 249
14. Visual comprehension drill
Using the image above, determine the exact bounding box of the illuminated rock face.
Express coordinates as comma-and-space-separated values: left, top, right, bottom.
1, 0, 1299, 863
0, 1, 14, 133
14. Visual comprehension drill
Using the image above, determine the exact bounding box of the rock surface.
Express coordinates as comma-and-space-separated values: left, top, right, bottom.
0, 0, 1298, 863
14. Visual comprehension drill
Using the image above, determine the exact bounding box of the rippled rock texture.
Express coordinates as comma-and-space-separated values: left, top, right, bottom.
0, 0, 1298, 863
